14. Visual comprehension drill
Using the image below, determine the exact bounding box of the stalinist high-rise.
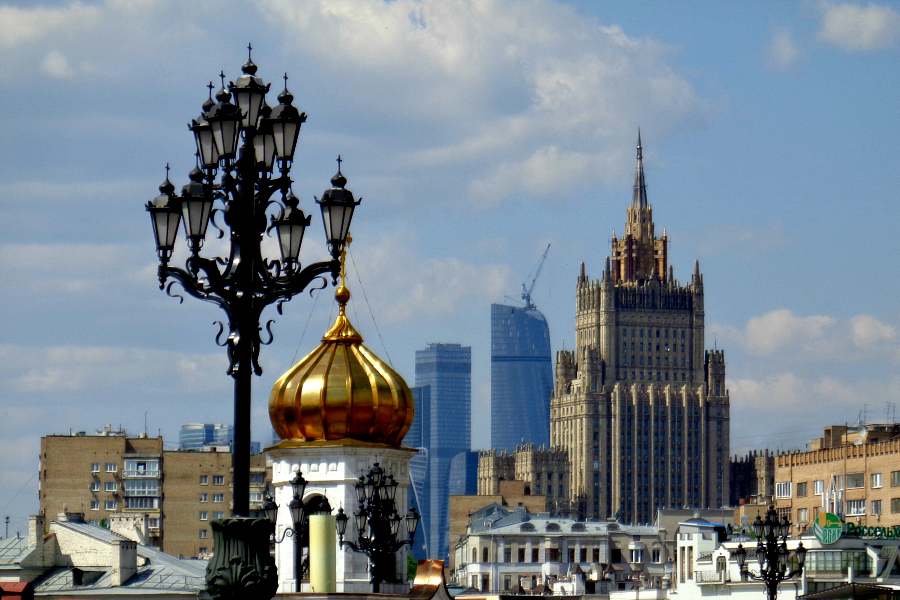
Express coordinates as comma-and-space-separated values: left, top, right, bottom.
551, 133, 729, 525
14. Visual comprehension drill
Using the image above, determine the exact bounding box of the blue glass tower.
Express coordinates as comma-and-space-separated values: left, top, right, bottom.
490, 303, 552, 452
414, 343, 471, 562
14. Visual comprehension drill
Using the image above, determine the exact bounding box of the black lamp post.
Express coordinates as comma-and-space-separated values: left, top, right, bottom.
146, 46, 359, 518
733, 505, 807, 600
263, 469, 333, 588
334, 463, 420, 592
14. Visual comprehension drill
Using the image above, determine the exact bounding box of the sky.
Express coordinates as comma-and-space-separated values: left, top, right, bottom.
1, 0, 899, 535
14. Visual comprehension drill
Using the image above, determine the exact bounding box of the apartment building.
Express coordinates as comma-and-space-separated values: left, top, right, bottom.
774, 424, 900, 533
39, 428, 271, 559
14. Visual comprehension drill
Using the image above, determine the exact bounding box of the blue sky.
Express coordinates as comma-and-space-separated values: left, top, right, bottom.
1, 0, 899, 533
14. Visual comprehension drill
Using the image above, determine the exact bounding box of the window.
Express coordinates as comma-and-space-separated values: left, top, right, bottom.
798, 508, 809, 523
105, 462, 117, 473
249, 473, 265, 484
200, 493, 208, 503
200, 475, 208, 485
813, 479, 825, 495
630, 549, 643, 563
105, 500, 117, 510
90, 501, 99, 510
892, 471, 900, 487
872, 473, 883, 488
125, 497, 159, 509
652, 549, 661, 563
872, 500, 883, 515
199, 529, 208, 539
105, 482, 117, 492
200, 511, 208, 521
775, 482, 792, 499
213, 511, 225, 519
249, 492, 263, 502
199, 547, 208, 554
124, 479, 158, 497
91, 462, 100, 473
124, 459, 159, 477
213, 475, 224, 485
148, 518, 160, 529
90, 481, 100, 492
797, 482, 808, 497
892, 498, 900, 513
213, 494, 224, 503
846, 473, 865, 489
846, 499, 866, 516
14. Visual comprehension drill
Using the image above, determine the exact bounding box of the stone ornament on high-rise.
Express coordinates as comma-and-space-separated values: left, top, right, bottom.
551, 132, 730, 525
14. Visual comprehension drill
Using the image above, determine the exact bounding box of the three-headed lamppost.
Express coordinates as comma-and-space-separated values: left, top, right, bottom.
734, 505, 807, 600
263, 469, 332, 587
145, 46, 359, 519
335, 463, 421, 592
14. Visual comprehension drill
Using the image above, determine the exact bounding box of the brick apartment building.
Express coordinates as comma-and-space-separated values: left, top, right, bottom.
774, 423, 900, 534
39, 427, 269, 559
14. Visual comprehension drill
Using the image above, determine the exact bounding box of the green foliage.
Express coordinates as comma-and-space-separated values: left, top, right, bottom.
99, 518, 109, 529
407, 551, 418, 581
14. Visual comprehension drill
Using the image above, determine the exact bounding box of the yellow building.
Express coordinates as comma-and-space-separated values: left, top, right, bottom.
774, 424, 900, 534
39, 427, 270, 559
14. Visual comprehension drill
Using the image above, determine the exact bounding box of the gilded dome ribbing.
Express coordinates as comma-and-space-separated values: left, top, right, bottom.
268, 278, 414, 448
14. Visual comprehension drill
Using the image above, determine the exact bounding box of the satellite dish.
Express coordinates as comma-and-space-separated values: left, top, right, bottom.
854, 438, 863, 446
858, 425, 868, 436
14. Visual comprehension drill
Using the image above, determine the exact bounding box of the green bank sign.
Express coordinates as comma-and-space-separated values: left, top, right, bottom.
814, 512, 843, 544
845, 523, 900, 539
813, 512, 900, 544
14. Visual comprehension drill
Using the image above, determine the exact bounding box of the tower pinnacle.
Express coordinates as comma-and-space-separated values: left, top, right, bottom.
632, 129, 648, 209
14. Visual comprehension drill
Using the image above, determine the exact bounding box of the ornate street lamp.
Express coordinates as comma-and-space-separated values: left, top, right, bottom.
263, 469, 332, 588
733, 505, 807, 600
145, 45, 360, 520
334, 462, 420, 592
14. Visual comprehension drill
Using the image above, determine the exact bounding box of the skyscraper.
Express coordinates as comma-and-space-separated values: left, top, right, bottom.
490, 303, 552, 452
179, 423, 233, 450
414, 343, 471, 562
551, 133, 729, 525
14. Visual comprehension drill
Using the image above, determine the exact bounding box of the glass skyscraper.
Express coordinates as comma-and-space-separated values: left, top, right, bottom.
414, 343, 471, 562
490, 303, 552, 452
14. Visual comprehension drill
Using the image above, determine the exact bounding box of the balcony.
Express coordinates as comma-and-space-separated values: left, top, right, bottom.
122, 469, 160, 478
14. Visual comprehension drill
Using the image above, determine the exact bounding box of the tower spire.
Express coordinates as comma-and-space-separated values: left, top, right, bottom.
631, 129, 648, 209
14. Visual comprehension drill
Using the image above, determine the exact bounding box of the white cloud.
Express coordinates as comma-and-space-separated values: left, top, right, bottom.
262, 0, 715, 205
850, 314, 896, 347
744, 309, 836, 355
817, 1, 900, 51
40, 50, 74, 79
346, 230, 510, 325
0, 344, 229, 395
768, 28, 803, 70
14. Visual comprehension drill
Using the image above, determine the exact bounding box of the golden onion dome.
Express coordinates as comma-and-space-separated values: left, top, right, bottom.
268, 276, 414, 448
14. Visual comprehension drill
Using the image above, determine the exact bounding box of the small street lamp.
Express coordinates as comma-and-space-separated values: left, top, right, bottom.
334, 463, 421, 592
733, 505, 807, 600
263, 469, 333, 588
146, 45, 360, 518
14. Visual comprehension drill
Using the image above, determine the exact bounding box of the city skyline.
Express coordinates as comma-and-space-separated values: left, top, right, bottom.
1, 0, 899, 535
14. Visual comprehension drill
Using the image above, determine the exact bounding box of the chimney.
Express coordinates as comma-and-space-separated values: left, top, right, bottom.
28, 515, 44, 549
109, 540, 137, 586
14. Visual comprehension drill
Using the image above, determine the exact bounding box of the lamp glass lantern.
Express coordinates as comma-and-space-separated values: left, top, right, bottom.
229, 67, 269, 130
252, 115, 277, 171
206, 93, 243, 160
354, 509, 368, 536
272, 196, 310, 264
405, 508, 420, 538
289, 497, 305, 531
147, 193, 181, 256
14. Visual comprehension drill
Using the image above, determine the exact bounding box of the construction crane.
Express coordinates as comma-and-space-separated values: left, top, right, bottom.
521, 244, 550, 309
